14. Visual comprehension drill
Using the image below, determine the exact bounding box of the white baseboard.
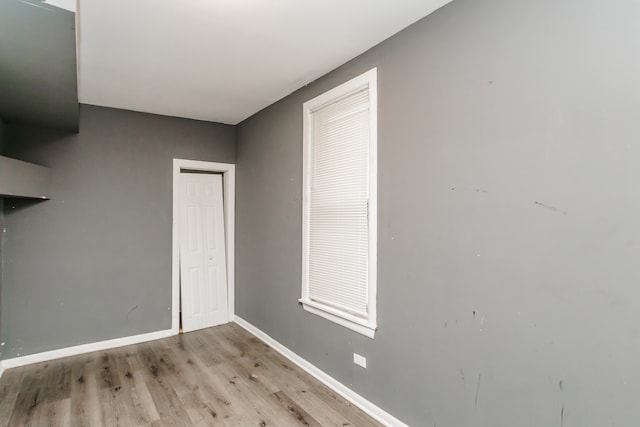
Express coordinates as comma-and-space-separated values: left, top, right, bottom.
0, 328, 176, 370
233, 316, 409, 427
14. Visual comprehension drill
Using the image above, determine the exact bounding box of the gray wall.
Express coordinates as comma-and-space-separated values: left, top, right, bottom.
0, 120, 4, 339
0, 120, 4, 153
0, 0, 78, 131
0, 105, 235, 359
236, 0, 640, 425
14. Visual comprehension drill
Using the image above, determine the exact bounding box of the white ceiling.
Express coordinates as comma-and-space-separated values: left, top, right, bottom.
77, 0, 453, 125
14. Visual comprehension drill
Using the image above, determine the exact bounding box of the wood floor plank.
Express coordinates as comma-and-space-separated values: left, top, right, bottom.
309, 383, 383, 427
163, 371, 226, 424
211, 361, 314, 426
143, 375, 186, 422
0, 324, 383, 427
181, 330, 230, 367
96, 352, 122, 391
125, 353, 161, 423
0, 369, 25, 427
271, 390, 324, 427
286, 387, 364, 427
226, 353, 281, 396
70, 356, 103, 427
205, 360, 276, 424
35, 397, 71, 427
8, 370, 44, 427
185, 353, 250, 420
41, 360, 72, 404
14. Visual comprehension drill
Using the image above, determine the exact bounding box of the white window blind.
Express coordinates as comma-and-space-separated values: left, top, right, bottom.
308, 88, 370, 317
301, 68, 377, 338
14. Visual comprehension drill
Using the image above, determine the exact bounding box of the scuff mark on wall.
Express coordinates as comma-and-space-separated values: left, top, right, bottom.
534, 201, 567, 215
126, 305, 138, 316
475, 373, 482, 408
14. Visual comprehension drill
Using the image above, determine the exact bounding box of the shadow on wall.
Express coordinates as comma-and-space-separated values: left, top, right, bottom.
3, 198, 48, 214
3, 125, 75, 167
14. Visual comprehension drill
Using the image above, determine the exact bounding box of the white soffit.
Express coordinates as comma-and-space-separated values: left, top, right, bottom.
78, 0, 454, 125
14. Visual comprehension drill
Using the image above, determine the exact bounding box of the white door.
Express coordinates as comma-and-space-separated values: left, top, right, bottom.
180, 172, 228, 332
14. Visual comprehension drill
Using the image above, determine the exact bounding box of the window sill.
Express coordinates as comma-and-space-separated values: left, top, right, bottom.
299, 299, 377, 339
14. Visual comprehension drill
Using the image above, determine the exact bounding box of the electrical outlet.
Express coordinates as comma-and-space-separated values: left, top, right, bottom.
353, 353, 367, 368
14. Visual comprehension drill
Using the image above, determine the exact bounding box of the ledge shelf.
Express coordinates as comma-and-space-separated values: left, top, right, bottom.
0, 156, 51, 199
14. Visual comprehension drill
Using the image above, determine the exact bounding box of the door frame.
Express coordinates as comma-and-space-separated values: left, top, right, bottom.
172, 159, 235, 334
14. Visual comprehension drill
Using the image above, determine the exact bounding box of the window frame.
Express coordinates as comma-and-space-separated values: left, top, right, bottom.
300, 68, 378, 339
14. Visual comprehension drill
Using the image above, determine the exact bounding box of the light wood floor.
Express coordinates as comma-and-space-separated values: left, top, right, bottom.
0, 323, 382, 427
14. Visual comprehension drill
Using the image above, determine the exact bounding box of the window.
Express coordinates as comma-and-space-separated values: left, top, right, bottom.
300, 68, 377, 338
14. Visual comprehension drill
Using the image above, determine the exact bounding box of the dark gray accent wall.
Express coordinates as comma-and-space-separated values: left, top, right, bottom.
0, 105, 235, 359
0, 120, 4, 339
0, 120, 5, 154
236, 0, 640, 425
0, 0, 78, 131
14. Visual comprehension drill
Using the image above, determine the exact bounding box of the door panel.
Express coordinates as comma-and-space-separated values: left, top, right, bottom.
180, 173, 228, 332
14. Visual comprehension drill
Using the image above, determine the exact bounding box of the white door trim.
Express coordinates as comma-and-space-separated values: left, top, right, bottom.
172, 159, 235, 334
